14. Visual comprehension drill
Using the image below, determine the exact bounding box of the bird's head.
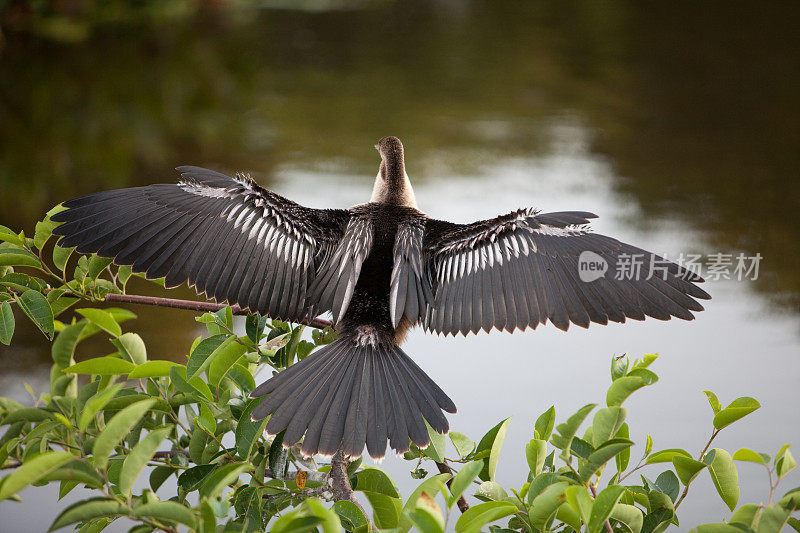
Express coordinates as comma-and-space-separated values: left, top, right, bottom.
375, 136, 404, 165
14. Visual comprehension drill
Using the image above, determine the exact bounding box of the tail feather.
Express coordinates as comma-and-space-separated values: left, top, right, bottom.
263, 347, 344, 434
365, 351, 388, 458
375, 349, 409, 454
251, 336, 456, 459
385, 353, 430, 448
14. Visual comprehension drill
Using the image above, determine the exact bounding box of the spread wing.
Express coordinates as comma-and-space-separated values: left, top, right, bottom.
51, 166, 364, 322
421, 209, 711, 336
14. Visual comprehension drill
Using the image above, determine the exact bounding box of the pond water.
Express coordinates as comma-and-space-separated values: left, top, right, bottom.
1, 2, 798, 530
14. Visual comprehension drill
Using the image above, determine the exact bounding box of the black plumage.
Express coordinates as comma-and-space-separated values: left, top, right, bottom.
51, 136, 710, 459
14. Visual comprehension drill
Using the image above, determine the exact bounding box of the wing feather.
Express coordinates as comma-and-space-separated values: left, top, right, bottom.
422, 209, 710, 335
52, 166, 355, 321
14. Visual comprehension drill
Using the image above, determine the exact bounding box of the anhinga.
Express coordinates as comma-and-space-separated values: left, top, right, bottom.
52, 136, 710, 459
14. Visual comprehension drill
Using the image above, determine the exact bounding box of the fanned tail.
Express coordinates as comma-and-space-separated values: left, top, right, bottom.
250, 336, 456, 459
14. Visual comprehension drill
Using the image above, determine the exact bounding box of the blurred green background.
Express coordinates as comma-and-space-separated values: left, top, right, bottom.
1, 0, 799, 528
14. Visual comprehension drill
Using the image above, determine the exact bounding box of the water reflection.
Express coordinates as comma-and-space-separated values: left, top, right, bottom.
0, 0, 798, 528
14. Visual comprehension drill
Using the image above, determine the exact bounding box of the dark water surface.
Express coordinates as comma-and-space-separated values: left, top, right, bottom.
1, 2, 798, 529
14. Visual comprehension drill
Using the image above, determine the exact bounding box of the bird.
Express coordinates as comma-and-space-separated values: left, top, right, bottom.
51, 136, 710, 460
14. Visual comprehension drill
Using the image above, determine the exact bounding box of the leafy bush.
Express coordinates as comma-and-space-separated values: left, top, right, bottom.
0, 213, 798, 532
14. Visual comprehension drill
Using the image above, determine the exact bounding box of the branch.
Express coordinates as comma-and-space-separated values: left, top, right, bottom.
330, 450, 373, 529
589, 484, 613, 533
12, 286, 334, 330
435, 461, 469, 513
98, 293, 333, 330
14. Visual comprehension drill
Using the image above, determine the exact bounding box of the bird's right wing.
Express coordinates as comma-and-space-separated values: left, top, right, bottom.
52, 166, 368, 322
422, 209, 711, 336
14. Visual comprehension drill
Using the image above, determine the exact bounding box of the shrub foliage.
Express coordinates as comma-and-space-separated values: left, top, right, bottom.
0, 211, 798, 532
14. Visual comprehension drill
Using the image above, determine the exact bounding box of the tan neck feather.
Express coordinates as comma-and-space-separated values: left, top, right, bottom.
370, 171, 418, 208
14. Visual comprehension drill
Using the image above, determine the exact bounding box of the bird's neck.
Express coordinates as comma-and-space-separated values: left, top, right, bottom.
370, 160, 418, 208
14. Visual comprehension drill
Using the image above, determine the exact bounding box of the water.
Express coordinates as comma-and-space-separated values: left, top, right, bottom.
1, 2, 798, 530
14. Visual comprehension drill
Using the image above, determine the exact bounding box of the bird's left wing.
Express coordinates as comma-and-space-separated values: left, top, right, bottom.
51, 166, 353, 322
422, 209, 711, 336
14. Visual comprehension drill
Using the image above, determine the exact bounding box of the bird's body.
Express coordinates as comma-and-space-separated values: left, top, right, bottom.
51, 136, 710, 459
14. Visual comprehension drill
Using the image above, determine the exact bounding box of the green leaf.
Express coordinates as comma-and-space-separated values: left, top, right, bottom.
198, 462, 251, 499
177, 464, 217, 493
0, 228, 25, 247
646, 448, 692, 464
732, 448, 770, 465
615, 423, 631, 473
86, 256, 113, 280
127, 361, 179, 378
673, 455, 708, 485
399, 475, 450, 532
365, 492, 401, 529
186, 334, 229, 379
354, 467, 400, 498
332, 500, 369, 533
712, 397, 760, 430
111, 333, 147, 365
79, 383, 124, 431
703, 391, 722, 414
707, 448, 739, 511
687, 524, 743, 533
588, 485, 625, 533
52, 244, 74, 273
270, 514, 322, 533
777, 449, 796, 479
454, 501, 516, 533
756, 504, 791, 533
474, 417, 511, 482
606, 371, 658, 407
305, 498, 342, 533
552, 403, 596, 456
119, 427, 171, 497
729, 503, 761, 527
235, 399, 269, 459
49, 497, 130, 531
526, 439, 547, 477
653, 470, 680, 502
268, 430, 288, 480
40, 460, 104, 489
408, 492, 445, 533
16, 289, 54, 339
134, 501, 197, 529
529, 481, 569, 529
565, 485, 594, 524
76, 308, 122, 337
611, 355, 629, 381
0, 451, 74, 500
64, 356, 135, 375
0, 300, 14, 345
0, 249, 44, 269
52, 322, 85, 368
448, 461, 482, 508
475, 481, 508, 501
610, 503, 643, 533
149, 466, 174, 492
592, 407, 627, 447
450, 432, 476, 459
194, 403, 216, 434
424, 420, 447, 462
535, 406, 556, 440
169, 365, 213, 401
92, 399, 156, 470
34, 220, 57, 249
579, 439, 634, 481
207, 339, 248, 388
